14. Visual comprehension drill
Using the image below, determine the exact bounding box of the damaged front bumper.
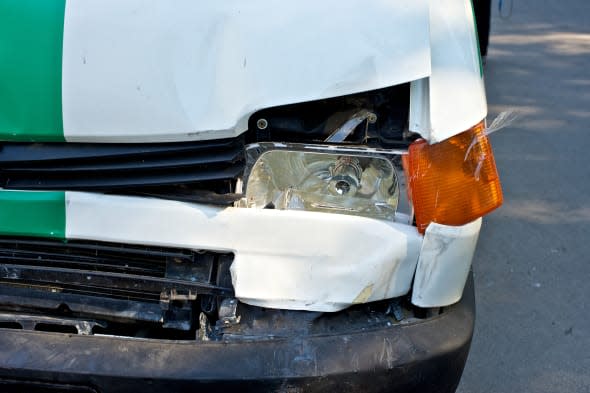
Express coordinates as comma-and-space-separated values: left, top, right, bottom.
0, 274, 475, 393
0, 190, 480, 312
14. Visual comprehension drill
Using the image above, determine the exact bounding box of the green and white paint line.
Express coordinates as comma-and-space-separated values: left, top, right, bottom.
0, 190, 66, 238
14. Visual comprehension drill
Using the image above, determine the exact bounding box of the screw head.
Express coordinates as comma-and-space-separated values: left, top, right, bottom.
256, 118, 269, 130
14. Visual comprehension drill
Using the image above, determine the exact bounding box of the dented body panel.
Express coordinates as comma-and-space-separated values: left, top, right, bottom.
0, 0, 486, 145
412, 219, 482, 307
0, 189, 481, 311
410, 0, 487, 142
0, 0, 430, 143
66, 192, 423, 312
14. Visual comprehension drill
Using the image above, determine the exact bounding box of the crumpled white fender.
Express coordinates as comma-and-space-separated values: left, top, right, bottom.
412, 219, 482, 307
410, 0, 487, 143
65, 192, 423, 312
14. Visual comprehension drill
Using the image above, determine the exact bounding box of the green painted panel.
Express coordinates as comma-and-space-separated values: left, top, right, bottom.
0, 190, 66, 239
0, 0, 66, 141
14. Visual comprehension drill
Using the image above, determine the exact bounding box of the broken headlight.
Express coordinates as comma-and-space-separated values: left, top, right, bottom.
245, 148, 399, 220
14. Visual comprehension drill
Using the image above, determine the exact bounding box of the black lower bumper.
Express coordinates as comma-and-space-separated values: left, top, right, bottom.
0, 276, 475, 393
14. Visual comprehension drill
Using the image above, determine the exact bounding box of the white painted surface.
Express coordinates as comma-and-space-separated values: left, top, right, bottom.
65, 192, 422, 312
61, 0, 430, 142
409, 0, 487, 142
411, 219, 481, 307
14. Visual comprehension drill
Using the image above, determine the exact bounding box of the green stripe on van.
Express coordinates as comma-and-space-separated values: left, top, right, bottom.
0, 0, 66, 141
0, 191, 66, 239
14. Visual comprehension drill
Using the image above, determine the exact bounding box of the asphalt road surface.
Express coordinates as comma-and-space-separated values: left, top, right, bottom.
457, 1, 590, 392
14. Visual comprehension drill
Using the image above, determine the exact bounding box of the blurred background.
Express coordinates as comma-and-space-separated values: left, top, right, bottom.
457, 1, 590, 392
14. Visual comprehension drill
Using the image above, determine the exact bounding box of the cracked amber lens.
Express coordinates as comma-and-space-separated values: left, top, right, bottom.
405, 122, 503, 233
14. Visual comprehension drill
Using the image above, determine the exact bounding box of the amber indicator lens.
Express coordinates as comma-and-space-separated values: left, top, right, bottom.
404, 122, 503, 233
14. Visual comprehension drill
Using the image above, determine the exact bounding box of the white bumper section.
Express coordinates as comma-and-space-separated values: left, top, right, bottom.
412, 219, 482, 308
65, 192, 480, 312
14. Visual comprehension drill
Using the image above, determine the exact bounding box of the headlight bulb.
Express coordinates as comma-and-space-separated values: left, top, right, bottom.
328, 157, 362, 196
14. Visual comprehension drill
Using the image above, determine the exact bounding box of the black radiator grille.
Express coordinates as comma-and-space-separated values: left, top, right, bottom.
0, 137, 245, 192
0, 238, 233, 303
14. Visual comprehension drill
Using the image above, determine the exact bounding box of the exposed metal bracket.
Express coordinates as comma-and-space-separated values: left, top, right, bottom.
325, 109, 377, 143
197, 312, 215, 341
159, 289, 197, 308
160, 289, 197, 331
386, 299, 405, 322
218, 298, 241, 326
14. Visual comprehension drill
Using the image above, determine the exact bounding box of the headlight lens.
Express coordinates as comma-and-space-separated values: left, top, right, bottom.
246, 150, 399, 220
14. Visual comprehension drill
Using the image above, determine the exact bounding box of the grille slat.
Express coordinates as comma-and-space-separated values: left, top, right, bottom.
0, 255, 164, 277
0, 138, 240, 163
0, 138, 245, 193
0, 264, 231, 297
0, 146, 243, 173
0, 238, 195, 259
3, 163, 244, 190
0, 238, 233, 303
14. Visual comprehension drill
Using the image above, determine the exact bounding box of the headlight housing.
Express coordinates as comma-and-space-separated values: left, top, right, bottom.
245, 146, 400, 221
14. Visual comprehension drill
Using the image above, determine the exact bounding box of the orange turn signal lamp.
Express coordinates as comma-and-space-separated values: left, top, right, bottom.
403, 121, 503, 234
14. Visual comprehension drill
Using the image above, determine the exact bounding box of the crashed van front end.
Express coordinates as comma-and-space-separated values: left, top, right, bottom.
0, 1, 500, 392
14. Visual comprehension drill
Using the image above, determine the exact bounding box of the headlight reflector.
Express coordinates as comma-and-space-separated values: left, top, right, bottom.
246, 150, 399, 220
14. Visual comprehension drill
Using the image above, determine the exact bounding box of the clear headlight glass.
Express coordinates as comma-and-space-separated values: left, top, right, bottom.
246, 150, 399, 220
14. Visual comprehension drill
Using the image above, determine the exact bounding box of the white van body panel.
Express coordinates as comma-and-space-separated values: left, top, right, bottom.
65, 192, 423, 312
62, 0, 431, 142
409, 0, 487, 142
